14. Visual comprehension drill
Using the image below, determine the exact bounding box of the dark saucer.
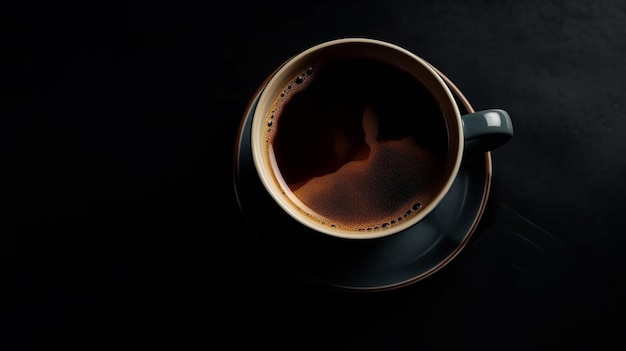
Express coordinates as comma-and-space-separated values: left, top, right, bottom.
233, 72, 492, 292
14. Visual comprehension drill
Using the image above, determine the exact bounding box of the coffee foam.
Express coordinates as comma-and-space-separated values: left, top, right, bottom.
290, 104, 442, 231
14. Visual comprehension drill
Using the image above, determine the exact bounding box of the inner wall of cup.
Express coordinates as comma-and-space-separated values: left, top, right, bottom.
251, 38, 462, 238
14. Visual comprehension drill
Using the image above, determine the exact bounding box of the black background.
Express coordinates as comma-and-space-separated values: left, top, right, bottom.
3, 1, 626, 350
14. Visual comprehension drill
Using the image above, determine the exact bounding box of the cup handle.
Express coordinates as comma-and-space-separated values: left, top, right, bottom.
461, 109, 513, 157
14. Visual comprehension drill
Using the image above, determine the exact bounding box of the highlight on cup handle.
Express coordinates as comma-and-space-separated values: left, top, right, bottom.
461, 109, 513, 157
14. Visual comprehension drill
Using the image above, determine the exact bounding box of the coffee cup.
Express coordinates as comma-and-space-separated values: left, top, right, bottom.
250, 38, 513, 239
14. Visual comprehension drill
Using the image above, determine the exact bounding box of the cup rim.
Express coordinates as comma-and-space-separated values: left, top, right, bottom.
250, 37, 463, 239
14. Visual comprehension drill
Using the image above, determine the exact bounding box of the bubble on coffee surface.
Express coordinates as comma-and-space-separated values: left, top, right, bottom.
267, 112, 274, 128
265, 58, 447, 234
264, 67, 315, 138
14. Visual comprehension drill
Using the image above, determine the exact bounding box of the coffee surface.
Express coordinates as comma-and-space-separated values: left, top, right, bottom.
264, 58, 448, 232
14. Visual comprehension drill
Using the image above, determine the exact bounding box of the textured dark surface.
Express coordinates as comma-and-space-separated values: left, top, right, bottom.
3, 1, 626, 349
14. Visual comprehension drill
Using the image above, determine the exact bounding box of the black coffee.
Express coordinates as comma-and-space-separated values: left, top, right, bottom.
264, 58, 448, 233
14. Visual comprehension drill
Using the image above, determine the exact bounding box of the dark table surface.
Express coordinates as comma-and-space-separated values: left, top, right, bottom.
3, 1, 626, 349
